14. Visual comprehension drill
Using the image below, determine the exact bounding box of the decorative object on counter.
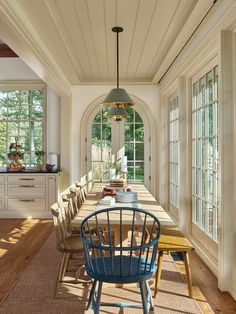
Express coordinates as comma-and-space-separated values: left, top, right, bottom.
7, 137, 25, 171
45, 163, 55, 172
48, 153, 60, 170
35, 150, 45, 170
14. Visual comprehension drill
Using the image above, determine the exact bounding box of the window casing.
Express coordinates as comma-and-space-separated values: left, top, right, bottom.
91, 107, 112, 181
192, 65, 219, 242
0, 86, 45, 167
169, 96, 179, 209
124, 107, 144, 183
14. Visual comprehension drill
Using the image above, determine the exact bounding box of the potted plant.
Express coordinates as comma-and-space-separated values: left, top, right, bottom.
35, 150, 45, 170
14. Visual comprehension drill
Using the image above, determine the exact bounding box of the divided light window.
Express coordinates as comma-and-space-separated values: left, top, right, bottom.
124, 108, 144, 183
0, 87, 45, 167
91, 107, 112, 181
192, 65, 219, 241
169, 96, 179, 208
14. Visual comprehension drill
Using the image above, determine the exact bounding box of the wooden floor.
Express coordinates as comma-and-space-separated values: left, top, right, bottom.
0, 219, 235, 313
0, 219, 53, 305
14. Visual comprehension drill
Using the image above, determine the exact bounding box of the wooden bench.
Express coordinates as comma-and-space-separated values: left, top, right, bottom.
154, 227, 194, 298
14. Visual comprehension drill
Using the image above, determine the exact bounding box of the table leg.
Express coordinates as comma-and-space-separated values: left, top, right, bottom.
154, 250, 163, 298
183, 251, 193, 298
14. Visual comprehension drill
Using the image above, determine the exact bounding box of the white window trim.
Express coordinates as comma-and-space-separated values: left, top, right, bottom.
0, 81, 47, 167
191, 58, 219, 260
168, 91, 179, 220
80, 94, 155, 194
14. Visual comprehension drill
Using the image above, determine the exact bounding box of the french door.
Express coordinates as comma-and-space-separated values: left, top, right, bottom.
191, 60, 219, 259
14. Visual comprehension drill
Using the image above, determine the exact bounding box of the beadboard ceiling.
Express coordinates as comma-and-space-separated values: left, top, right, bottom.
0, 0, 217, 92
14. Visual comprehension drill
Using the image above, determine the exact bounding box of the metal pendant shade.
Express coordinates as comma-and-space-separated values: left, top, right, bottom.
107, 106, 129, 119
103, 88, 134, 107
103, 26, 134, 114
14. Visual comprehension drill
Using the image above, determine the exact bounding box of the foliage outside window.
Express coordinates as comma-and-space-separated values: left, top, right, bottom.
192, 65, 219, 241
0, 88, 45, 167
169, 96, 179, 207
91, 107, 112, 181
124, 107, 144, 183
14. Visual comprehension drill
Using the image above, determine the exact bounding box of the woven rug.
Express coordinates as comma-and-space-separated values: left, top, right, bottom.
0, 234, 202, 314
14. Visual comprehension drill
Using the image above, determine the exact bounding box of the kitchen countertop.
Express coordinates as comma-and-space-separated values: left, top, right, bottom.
0, 168, 60, 174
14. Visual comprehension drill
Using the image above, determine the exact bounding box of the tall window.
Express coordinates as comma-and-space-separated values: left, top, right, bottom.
0, 88, 45, 167
192, 65, 219, 241
91, 107, 112, 181
169, 96, 179, 209
124, 107, 144, 183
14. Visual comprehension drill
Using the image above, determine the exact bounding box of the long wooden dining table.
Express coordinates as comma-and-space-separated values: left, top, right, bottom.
71, 183, 194, 298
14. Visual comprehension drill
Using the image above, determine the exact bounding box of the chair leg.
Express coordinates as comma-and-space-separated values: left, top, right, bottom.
61, 252, 70, 280
154, 250, 164, 298
139, 281, 149, 314
87, 280, 97, 310
183, 252, 193, 298
94, 281, 103, 314
54, 252, 67, 298
145, 280, 154, 310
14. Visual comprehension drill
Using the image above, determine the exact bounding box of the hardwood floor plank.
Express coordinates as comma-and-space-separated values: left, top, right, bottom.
0, 219, 53, 304
175, 251, 236, 314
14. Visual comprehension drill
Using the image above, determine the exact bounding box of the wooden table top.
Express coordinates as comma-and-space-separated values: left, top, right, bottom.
71, 183, 193, 252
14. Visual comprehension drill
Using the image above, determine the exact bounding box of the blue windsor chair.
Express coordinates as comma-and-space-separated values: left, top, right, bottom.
80, 206, 161, 314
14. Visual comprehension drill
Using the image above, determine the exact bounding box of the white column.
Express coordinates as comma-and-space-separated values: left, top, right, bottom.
59, 95, 72, 193
218, 30, 235, 295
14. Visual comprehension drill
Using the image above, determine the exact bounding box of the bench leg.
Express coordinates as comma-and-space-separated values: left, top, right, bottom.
154, 250, 163, 298
183, 252, 193, 298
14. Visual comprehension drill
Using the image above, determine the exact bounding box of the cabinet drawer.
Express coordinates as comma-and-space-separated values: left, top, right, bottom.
0, 199, 4, 211
7, 198, 46, 211
7, 175, 46, 184
0, 175, 4, 184
0, 185, 4, 198
7, 185, 45, 198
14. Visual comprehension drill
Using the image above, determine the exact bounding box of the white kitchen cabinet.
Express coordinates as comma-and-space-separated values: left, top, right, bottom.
0, 172, 59, 218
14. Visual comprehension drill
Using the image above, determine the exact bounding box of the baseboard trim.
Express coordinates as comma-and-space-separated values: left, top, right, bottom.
187, 235, 218, 277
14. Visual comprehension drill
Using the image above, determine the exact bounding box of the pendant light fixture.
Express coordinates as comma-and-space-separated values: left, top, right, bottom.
104, 26, 134, 120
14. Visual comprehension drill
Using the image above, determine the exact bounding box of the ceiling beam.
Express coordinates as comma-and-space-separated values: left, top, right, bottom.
0, 43, 18, 57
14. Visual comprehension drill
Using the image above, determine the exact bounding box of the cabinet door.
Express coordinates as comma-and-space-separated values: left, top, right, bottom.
48, 175, 58, 210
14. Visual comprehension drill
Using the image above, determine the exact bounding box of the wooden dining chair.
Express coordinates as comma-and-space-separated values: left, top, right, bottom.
80, 207, 161, 314
75, 182, 87, 202
51, 202, 85, 298
70, 186, 83, 210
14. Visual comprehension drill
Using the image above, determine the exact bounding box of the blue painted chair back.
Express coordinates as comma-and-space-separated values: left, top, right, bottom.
80, 207, 161, 284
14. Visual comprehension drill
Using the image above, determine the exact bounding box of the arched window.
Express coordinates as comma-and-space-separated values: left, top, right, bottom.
91, 106, 144, 183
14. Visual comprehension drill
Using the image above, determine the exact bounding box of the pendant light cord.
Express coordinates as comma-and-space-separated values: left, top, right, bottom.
116, 29, 119, 89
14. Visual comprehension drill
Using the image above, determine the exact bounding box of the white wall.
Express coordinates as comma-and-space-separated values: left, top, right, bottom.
70, 84, 160, 193
0, 58, 39, 80
0, 57, 61, 157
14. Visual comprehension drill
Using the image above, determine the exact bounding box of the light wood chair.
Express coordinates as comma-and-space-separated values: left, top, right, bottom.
70, 186, 83, 210
154, 227, 194, 298
51, 202, 85, 298
75, 181, 87, 202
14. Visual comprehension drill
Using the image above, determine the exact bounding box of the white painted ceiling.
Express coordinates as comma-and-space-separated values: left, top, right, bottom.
0, 0, 217, 90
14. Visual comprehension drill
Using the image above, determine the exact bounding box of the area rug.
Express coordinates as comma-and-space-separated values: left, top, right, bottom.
0, 234, 202, 314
